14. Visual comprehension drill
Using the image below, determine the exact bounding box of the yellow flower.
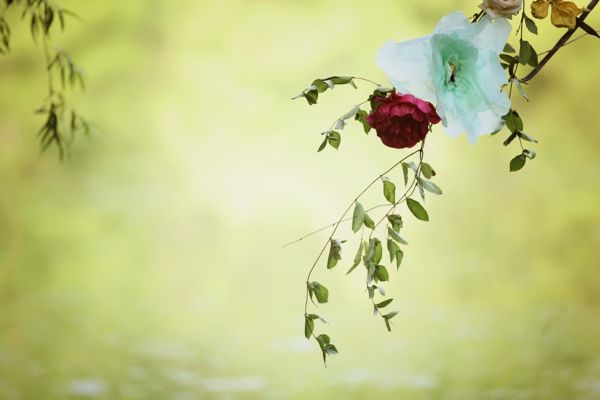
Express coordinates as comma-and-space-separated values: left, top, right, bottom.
531, 0, 583, 29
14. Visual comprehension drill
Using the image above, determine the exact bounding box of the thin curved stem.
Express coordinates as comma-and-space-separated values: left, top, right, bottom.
282, 203, 391, 249
509, 0, 527, 97
327, 99, 370, 131
537, 33, 591, 56
352, 76, 382, 87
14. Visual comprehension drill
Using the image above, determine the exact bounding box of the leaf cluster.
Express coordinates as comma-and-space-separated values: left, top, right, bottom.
0, 0, 88, 160
502, 109, 538, 172
293, 76, 357, 106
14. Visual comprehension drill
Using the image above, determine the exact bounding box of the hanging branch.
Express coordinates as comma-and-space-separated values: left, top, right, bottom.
290, 0, 598, 366
0, 0, 90, 160
521, 0, 599, 83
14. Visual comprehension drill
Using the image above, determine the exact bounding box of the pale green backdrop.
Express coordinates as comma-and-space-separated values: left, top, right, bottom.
0, 0, 599, 399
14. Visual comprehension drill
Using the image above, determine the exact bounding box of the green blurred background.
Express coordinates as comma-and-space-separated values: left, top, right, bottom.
1, 0, 599, 398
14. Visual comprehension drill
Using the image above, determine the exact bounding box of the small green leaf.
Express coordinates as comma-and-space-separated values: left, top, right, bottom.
406, 162, 418, 173
384, 311, 398, 320
418, 182, 426, 202
503, 42, 516, 53
304, 90, 318, 105
503, 110, 524, 133
382, 178, 396, 204
524, 14, 538, 34
519, 40, 538, 67
355, 109, 371, 133
374, 265, 389, 282
367, 264, 375, 284
395, 248, 404, 270
327, 131, 341, 150
518, 131, 538, 143
503, 132, 518, 146
310, 282, 329, 303
363, 213, 375, 230
418, 178, 442, 195
368, 285, 376, 299
365, 238, 376, 262
527, 49, 538, 67
317, 138, 327, 152
324, 344, 338, 355
316, 334, 330, 346
312, 79, 329, 93
387, 239, 400, 262
402, 163, 409, 185
352, 202, 365, 233
347, 241, 364, 275
519, 40, 531, 65
372, 239, 382, 264
406, 198, 429, 221
491, 125, 504, 136
329, 76, 353, 85
511, 78, 529, 102
420, 163, 436, 179
316, 334, 331, 364
383, 311, 398, 332
514, 112, 524, 132
387, 236, 404, 269
304, 317, 314, 339
376, 298, 393, 308
509, 154, 527, 172
387, 214, 403, 232
387, 227, 408, 245
327, 239, 342, 269
500, 54, 517, 64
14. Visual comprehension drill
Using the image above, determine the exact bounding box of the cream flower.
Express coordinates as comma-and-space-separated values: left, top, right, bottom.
480, 0, 523, 19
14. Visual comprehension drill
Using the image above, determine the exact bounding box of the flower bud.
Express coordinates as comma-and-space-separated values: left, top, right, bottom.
480, 0, 523, 19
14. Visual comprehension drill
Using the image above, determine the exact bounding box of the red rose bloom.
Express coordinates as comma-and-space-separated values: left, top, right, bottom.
367, 92, 441, 149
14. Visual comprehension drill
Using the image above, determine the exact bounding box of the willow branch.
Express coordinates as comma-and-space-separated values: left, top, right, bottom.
520, 0, 598, 83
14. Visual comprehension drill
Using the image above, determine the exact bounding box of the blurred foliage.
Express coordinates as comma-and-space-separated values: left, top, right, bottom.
0, 0, 599, 399
0, 0, 89, 160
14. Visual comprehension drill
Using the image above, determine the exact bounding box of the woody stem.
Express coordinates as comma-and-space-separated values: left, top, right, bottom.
520, 0, 599, 83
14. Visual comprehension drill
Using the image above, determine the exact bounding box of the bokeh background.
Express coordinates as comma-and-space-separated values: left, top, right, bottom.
1, 0, 599, 399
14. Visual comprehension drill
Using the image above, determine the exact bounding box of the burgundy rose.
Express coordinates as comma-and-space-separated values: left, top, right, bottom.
367, 92, 441, 149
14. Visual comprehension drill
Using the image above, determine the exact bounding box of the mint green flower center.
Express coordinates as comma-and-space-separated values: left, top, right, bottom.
432, 33, 480, 107
434, 34, 477, 84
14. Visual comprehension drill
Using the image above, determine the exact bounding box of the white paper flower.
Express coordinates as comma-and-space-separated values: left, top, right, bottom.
376, 12, 512, 143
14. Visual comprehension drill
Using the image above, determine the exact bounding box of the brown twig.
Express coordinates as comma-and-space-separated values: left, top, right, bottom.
520, 0, 599, 83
